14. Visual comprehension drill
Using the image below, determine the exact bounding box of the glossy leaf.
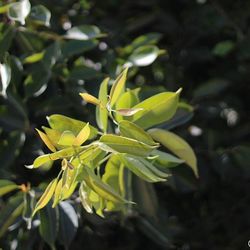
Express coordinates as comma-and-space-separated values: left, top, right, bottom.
110, 67, 128, 107
96, 78, 109, 132
58, 201, 78, 248
148, 128, 198, 177
7, 0, 31, 25
100, 134, 157, 156
57, 131, 76, 146
79, 181, 93, 213
0, 63, 11, 98
39, 202, 58, 248
65, 25, 102, 40
32, 178, 58, 216
29, 5, 51, 27
116, 108, 143, 116
131, 89, 181, 129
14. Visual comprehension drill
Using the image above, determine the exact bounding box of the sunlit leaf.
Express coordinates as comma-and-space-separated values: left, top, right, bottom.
109, 67, 128, 107
23, 51, 45, 64
0, 63, 11, 98
52, 179, 63, 208
79, 93, 101, 106
96, 78, 109, 132
148, 128, 198, 177
79, 181, 93, 213
36, 128, 56, 152
99, 134, 157, 157
74, 123, 90, 146
119, 120, 158, 146
116, 108, 143, 116
32, 178, 58, 216
57, 130, 76, 146
131, 88, 181, 129
65, 25, 103, 40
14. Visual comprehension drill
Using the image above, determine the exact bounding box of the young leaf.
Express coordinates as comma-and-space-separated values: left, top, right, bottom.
36, 129, 56, 152
74, 123, 90, 145
148, 128, 198, 177
115, 89, 140, 122
116, 108, 143, 116
99, 134, 157, 157
131, 89, 182, 129
23, 51, 45, 64
52, 179, 63, 208
0, 180, 19, 196
119, 155, 166, 183
96, 78, 109, 132
79, 93, 101, 106
109, 67, 128, 107
119, 120, 158, 146
31, 154, 52, 168
32, 179, 58, 216
47, 114, 98, 139
57, 130, 76, 146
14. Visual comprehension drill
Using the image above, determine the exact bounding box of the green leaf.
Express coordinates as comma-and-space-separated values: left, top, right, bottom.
23, 51, 45, 64
99, 134, 157, 157
47, 114, 98, 140
0, 180, 19, 196
119, 120, 158, 146
0, 26, 15, 59
152, 149, 184, 168
74, 123, 90, 145
29, 5, 51, 27
0, 4, 11, 14
58, 201, 79, 248
57, 130, 76, 146
39, 202, 58, 248
0, 194, 24, 238
119, 155, 166, 183
0, 63, 11, 98
79, 181, 93, 213
81, 167, 126, 203
36, 128, 56, 152
131, 89, 181, 129
7, 0, 31, 25
115, 89, 140, 122
79, 93, 101, 106
148, 129, 198, 177
212, 40, 235, 57
32, 178, 58, 216
128, 45, 161, 67
96, 78, 109, 132
65, 25, 103, 40
110, 67, 128, 108
52, 179, 63, 208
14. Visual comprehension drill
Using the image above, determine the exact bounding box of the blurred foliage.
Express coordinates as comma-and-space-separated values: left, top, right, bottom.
0, 0, 250, 249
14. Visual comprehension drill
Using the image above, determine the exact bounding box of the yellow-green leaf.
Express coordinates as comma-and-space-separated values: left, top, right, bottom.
32, 154, 52, 168
52, 179, 63, 208
119, 120, 158, 146
131, 89, 181, 129
47, 114, 98, 139
119, 155, 166, 183
74, 123, 90, 145
57, 130, 76, 146
32, 179, 58, 216
116, 108, 143, 116
99, 134, 157, 157
96, 78, 109, 132
109, 67, 128, 107
79, 181, 93, 213
148, 128, 198, 177
23, 51, 44, 64
79, 93, 101, 106
36, 129, 56, 152
42, 126, 61, 146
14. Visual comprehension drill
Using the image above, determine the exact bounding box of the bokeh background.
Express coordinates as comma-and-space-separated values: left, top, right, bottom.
0, 0, 250, 249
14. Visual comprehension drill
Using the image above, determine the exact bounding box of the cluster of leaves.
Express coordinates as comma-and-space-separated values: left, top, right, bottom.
0, 1, 199, 249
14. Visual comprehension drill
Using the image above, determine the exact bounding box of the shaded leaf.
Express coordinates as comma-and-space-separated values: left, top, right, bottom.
29, 5, 51, 27
0, 180, 19, 196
